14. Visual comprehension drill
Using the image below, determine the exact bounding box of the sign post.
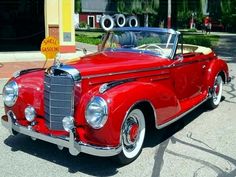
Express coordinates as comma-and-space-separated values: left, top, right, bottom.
41, 36, 60, 61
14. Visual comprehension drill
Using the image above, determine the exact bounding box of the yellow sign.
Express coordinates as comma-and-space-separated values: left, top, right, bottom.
40, 36, 59, 59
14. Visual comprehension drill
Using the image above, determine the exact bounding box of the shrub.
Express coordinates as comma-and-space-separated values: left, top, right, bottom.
222, 14, 236, 32
177, 11, 191, 28
79, 22, 87, 29
183, 36, 212, 47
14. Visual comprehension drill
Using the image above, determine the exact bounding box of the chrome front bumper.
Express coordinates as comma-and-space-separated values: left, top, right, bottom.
1, 113, 121, 157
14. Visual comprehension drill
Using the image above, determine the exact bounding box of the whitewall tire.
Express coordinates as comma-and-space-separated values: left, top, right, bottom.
115, 108, 146, 164
100, 15, 114, 31
207, 75, 223, 109
127, 16, 139, 27
114, 14, 126, 27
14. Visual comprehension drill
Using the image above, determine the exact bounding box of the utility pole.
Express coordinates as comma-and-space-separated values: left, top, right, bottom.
167, 0, 171, 28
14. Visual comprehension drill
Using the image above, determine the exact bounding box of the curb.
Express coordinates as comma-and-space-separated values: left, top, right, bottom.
0, 51, 86, 63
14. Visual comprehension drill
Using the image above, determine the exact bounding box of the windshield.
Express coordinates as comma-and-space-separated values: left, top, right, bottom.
102, 28, 178, 58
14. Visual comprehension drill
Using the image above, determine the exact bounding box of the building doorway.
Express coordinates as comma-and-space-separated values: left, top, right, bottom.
88, 16, 95, 28
0, 0, 45, 51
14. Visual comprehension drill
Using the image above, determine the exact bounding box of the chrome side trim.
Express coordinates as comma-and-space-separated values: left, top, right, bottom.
98, 74, 170, 93
1, 111, 122, 157
99, 78, 135, 93
90, 72, 170, 86
156, 98, 208, 129
83, 66, 171, 79
82, 58, 211, 80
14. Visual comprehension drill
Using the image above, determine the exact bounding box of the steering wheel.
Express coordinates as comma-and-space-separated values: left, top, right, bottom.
144, 44, 165, 55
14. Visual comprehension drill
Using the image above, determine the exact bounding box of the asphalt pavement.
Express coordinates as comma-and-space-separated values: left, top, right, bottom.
0, 35, 236, 177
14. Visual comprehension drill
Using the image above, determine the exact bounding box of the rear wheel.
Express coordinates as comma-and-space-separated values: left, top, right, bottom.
207, 75, 223, 109
115, 108, 146, 165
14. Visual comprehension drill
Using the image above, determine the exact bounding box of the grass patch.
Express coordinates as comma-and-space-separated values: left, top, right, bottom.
183, 34, 219, 47
75, 31, 104, 45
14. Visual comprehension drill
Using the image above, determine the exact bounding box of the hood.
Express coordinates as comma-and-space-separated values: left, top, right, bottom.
66, 51, 169, 78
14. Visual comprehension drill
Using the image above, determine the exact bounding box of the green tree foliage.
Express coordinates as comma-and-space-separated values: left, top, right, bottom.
75, 0, 236, 31
175, 0, 202, 28
75, 0, 81, 12
114, 0, 159, 14
221, 0, 236, 31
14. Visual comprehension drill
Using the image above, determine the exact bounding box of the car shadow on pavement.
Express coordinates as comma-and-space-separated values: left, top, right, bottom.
2, 99, 228, 176
3, 103, 207, 176
4, 134, 119, 176
144, 103, 207, 149
145, 101, 236, 177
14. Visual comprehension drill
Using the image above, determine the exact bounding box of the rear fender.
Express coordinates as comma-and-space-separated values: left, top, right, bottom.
205, 58, 229, 89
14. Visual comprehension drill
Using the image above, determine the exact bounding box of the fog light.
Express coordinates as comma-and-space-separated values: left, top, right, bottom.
62, 116, 74, 132
24, 106, 36, 122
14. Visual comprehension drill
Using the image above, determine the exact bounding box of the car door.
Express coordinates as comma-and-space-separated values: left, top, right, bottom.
170, 53, 204, 101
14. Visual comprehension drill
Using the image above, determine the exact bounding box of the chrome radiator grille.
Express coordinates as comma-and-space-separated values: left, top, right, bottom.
44, 74, 74, 130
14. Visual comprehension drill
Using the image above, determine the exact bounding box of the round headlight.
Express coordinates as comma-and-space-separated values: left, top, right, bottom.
62, 116, 74, 132
3, 81, 19, 107
25, 106, 36, 122
85, 96, 108, 129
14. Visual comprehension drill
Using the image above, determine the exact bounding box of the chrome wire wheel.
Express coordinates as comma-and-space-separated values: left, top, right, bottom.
116, 108, 146, 164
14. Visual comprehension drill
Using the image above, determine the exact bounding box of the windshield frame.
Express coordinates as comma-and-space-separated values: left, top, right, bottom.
100, 27, 180, 59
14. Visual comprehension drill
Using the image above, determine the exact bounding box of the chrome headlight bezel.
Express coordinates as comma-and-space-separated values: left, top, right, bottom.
2, 81, 19, 107
62, 116, 75, 132
24, 106, 36, 122
85, 96, 108, 129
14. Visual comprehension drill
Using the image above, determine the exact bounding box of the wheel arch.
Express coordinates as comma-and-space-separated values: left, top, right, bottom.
208, 70, 227, 91
124, 100, 157, 130
120, 100, 157, 141
206, 58, 229, 88
218, 70, 227, 84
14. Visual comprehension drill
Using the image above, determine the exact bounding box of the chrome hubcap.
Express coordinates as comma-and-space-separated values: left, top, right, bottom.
213, 77, 221, 100
129, 124, 139, 142
121, 109, 145, 159
212, 76, 223, 105
123, 116, 140, 152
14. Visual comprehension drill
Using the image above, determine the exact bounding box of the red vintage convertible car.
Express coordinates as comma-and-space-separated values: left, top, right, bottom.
1, 27, 230, 164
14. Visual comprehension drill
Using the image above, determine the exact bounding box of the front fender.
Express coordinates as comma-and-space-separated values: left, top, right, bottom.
76, 81, 180, 147
4, 71, 45, 120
